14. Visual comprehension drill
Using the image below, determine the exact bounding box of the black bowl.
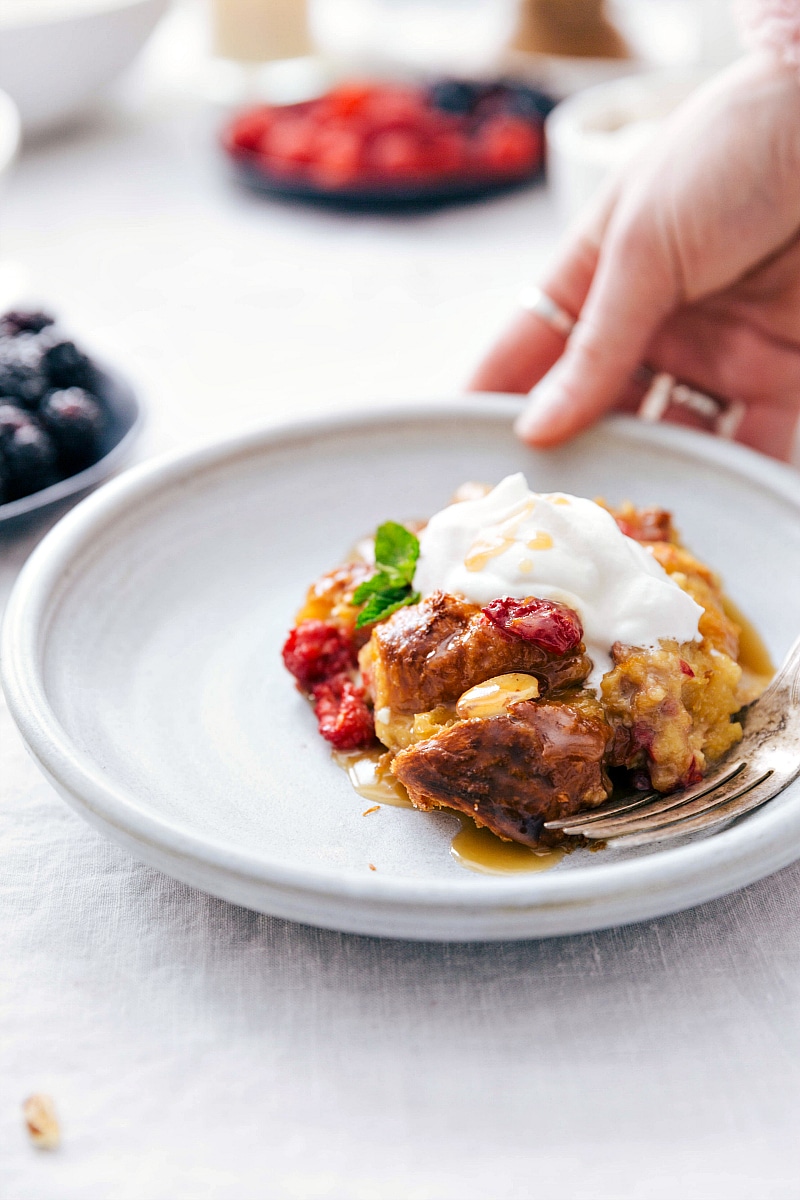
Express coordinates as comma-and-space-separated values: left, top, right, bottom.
231, 155, 542, 211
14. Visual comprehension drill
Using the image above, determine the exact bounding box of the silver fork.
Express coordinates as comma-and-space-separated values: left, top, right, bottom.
544, 634, 800, 848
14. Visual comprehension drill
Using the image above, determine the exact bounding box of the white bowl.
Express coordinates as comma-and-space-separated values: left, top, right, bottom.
0, 0, 169, 136
0, 84, 20, 183
546, 70, 706, 222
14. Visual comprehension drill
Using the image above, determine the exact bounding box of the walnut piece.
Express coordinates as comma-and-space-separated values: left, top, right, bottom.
23, 1093, 60, 1150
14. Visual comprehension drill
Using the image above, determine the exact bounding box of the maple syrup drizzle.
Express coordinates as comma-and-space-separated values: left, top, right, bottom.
463, 500, 555, 575
463, 501, 535, 572
334, 748, 412, 808
722, 596, 774, 679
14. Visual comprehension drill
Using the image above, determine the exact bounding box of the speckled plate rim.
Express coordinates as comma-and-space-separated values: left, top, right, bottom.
4, 399, 800, 940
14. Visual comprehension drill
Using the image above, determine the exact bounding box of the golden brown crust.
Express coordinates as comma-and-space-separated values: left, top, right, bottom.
295, 560, 374, 647
291, 498, 766, 847
605, 501, 679, 545
392, 700, 612, 847
363, 590, 591, 717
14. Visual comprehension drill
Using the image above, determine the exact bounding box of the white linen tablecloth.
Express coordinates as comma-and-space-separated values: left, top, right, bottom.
2, 11, 800, 1198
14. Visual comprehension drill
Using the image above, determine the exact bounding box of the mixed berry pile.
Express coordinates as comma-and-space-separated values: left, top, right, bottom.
282, 619, 375, 751
0, 311, 107, 505
282, 595, 584, 752
225, 79, 552, 194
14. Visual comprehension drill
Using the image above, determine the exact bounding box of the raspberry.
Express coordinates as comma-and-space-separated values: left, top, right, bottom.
282, 620, 355, 690
679, 659, 695, 678
428, 130, 466, 175
482, 597, 583, 655
312, 674, 375, 750
310, 126, 363, 187
261, 113, 317, 166
367, 130, 424, 179
227, 108, 273, 153
473, 115, 541, 174
318, 83, 375, 120
361, 86, 426, 128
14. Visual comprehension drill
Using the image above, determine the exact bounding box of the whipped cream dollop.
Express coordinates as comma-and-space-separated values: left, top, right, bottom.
414, 473, 703, 689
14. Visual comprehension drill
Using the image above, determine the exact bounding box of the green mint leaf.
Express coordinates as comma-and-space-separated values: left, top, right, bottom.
351, 523, 421, 629
374, 522, 420, 584
355, 588, 420, 630
352, 571, 395, 604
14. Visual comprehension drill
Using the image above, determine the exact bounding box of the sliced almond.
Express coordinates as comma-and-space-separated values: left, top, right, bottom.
23, 1094, 60, 1150
456, 673, 540, 720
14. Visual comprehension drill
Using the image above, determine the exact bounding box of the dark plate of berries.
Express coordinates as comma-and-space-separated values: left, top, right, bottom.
224, 79, 553, 209
0, 310, 143, 522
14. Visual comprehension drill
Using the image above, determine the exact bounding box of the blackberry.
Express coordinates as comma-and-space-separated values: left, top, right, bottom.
427, 79, 482, 115
0, 310, 56, 338
42, 340, 96, 390
0, 402, 34, 444
4, 422, 58, 498
0, 336, 48, 407
502, 83, 556, 121
40, 387, 104, 466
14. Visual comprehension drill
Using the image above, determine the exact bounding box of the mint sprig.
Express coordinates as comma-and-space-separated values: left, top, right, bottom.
353, 521, 421, 629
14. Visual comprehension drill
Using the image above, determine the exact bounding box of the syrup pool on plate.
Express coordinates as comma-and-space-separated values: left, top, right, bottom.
334, 748, 412, 808
334, 749, 565, 874
450, 819, 565, 875
722, 596, 774, 681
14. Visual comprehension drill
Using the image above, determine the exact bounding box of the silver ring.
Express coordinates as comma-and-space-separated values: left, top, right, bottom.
637, 370, 746, 441
520, 286, 745, 441
519, 285, 576, 338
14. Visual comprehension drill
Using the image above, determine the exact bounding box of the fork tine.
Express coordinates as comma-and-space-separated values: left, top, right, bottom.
568, 768, 773, 841
545, 759, 747, 834
596, 771, 777, 848
544, 790, 659, 830
761, 631, 800, 704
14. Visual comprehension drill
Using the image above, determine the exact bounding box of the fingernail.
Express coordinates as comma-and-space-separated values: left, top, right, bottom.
514, 371, 566, 441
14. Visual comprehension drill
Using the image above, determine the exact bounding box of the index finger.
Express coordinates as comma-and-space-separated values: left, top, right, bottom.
467, 183, 619, 395
467, 238, 597, 393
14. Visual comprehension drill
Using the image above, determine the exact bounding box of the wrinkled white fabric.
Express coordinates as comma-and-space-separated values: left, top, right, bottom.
3, 675, 800, 1200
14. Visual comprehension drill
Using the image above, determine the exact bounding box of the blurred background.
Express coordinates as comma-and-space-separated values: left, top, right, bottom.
0, 0, 747, 540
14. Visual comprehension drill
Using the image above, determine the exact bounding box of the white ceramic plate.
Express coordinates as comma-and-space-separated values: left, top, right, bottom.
5, 400, 800, 940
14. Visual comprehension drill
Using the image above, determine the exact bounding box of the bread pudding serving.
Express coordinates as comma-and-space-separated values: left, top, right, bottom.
282, 475, 767, 849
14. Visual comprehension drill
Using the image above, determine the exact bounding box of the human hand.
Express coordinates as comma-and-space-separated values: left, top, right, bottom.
469, 53, 800, 461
